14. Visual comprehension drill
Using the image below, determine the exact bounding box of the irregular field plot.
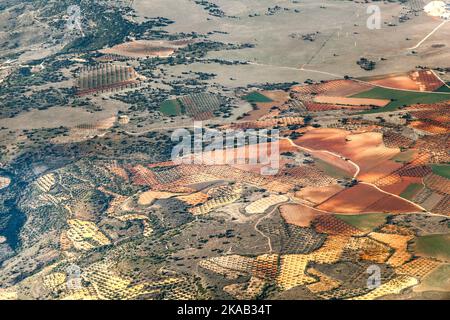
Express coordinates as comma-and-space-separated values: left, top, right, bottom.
431, 164, 450, 179
353, 87, 450, 113
242, 91, 273, 103
413, 234, 450, 262
160, 99, 183, 116
400, 183, 423, 200
335, 213, 389, 232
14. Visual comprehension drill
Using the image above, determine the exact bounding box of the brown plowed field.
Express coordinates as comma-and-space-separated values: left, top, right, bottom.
279, 204, 325, 227
99, 39, 191, 58
367, 70, 444, 92
294, 185, 343, 205
293, 128, 402, 182
313, 96, 390, 107
317, 183, 419, 214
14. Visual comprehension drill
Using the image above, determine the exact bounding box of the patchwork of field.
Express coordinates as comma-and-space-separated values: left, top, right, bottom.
1, 0, 449, 302
364, 70, 445, 92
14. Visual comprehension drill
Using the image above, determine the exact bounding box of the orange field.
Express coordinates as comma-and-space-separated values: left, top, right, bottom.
313, 96, 390, 107
100, 39, 192, 58
313, 214, 364, 236
367, 70, 444, 92
279, 204, 325, 227
317, 183, 419, 214
294, 185, 343, 205
293, 128, 403, 182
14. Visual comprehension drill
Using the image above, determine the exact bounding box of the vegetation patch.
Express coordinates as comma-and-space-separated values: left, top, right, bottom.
242, 92, 273, 103
435, 84, 450, 93
335, 213, 389, 232
352, 87, 450, 114
390, 150, 415, 163
417, 264, 450, 292
431, 164, 450, 179
414, 234, 450, 261
315, 158, 352, 179
160, 99, 183, 116
400, 183, 423, 200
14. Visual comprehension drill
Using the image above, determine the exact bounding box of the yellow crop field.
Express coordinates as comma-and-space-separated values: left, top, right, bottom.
277, 254, 315, 290
224, 277, 267, 300
43, 272, 67, 291
396, 257, 442, 279
138, 190, 176, 205
369, 232, 413, 267
199, 255, 254, 279
344, 237, 391, 263
350, 275, 418, 300
189, 185, 242, 215
83, 262, 150, 300
310, 235, 349, 264
36, 173, 56, 192
306, 268, 341, 293
0, 289, 18, 300
66, 219, 111, 251
177, 192, 209, 206
245, 194, 288, 214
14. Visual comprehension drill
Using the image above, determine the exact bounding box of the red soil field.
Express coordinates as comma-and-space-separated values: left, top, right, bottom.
314, 214, 364, 236
292, 128, 402, 182
295, 185, 344, 205
317, 183, 419, 214
313, 96, 390, 107
367, 70, 444, 92
410, 120, 449, 134
379, 176, 422, 196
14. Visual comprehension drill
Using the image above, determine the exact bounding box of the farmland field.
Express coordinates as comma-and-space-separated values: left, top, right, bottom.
414, 234, 450, 261
160, 99, 183, 116
335, 213, 389, 232
431, 164, 450, 179
400, 183, 423, 200
353, 87, 450, 113
0, 0, 449, 303
242, 92, 273, 103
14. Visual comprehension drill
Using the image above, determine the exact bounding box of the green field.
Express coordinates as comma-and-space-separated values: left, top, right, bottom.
400, 183, 423, 200
352, 87, 450, 114
242, 91, 273, 103
390, 150, 415, 163
335, 213, 389, 232
431, 164, 450, 179
417, 264, 450, 292
315, 158, 353, 179
414, 234, 450, 261
435, 84, 450, 93
160, 99, 183, 116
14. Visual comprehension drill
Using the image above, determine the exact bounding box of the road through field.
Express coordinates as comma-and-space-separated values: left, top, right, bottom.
247, 61, 450, 95
409, 20, 449, 50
